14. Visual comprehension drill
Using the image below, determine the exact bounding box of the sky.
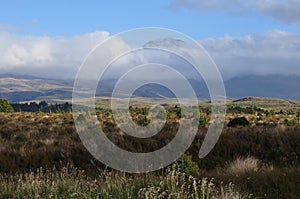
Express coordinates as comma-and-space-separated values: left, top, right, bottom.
0, 0, 300, 79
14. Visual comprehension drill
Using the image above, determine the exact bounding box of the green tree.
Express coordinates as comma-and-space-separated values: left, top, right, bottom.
0, 99, 14, 113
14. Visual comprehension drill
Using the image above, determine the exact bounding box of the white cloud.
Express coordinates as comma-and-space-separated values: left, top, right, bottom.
0, 31, 110, 78
0, 29, 299, 81
200, 30, 300, 79
170, 0, 300, 25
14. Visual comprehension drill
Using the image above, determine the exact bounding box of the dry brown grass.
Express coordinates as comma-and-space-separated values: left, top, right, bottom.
225, 156, 259, 176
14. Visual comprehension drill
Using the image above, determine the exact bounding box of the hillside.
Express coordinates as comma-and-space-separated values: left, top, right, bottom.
225, 75, 300, 100
0, 74, 73, 103
0, 74, 300, 102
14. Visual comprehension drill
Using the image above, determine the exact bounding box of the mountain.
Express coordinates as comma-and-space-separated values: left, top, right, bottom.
225, 75, 300, 100
0, 74, 73, 103
0, 74, 299, 102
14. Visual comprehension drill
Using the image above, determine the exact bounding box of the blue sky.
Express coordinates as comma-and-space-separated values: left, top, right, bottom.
1, 0, 299, 38
0, 0, 300, 79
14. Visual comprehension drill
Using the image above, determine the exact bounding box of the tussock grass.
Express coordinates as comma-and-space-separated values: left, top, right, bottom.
0, 165, 140, 198
139, 167, 248, 199
0, 165, 248, 199
225, 156, 259, 176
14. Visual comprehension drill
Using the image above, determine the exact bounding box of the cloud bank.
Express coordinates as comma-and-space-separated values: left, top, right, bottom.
0, 30, 299, 80
170, 0, 300, 25
0, 31, 110, 78
200, 30, 300, 79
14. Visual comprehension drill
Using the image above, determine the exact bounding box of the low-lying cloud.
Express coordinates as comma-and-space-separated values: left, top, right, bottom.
0, 30, 299, 80
200, 30, 300, 79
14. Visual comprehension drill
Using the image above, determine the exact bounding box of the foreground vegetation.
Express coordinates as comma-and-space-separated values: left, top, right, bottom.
0, 164, 250, 199
0, 97, 299, 198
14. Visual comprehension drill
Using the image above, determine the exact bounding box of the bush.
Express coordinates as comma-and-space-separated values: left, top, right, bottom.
228, 117, 250, 127
15, 134, 27, 142
0, 99, 14, 113
175, 154, 200, 176
284, 118, 293, 126
199, 113, 209, 128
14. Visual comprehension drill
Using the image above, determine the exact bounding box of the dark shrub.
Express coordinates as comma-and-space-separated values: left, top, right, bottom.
15, 134, 27, 142
228, 117, 250, 127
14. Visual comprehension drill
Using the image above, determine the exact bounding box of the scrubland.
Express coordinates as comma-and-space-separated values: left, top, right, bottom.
0, 99, 299, 198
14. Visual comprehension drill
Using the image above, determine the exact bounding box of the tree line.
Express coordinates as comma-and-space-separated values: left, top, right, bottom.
0, 99, 72, 113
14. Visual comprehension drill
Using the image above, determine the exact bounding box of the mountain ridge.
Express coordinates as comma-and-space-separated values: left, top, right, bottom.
0, 74, 299, 102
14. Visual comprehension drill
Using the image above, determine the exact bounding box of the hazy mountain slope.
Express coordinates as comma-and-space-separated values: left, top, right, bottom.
0, 74, 299, 102
0, 74, 73, 102
225, 75, 300, 100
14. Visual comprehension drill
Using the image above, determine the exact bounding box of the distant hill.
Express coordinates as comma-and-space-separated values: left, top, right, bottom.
0, 74, 73, 103
0, 74, 299, 102
0, 73, 49, 80
225, 75, 300, 100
